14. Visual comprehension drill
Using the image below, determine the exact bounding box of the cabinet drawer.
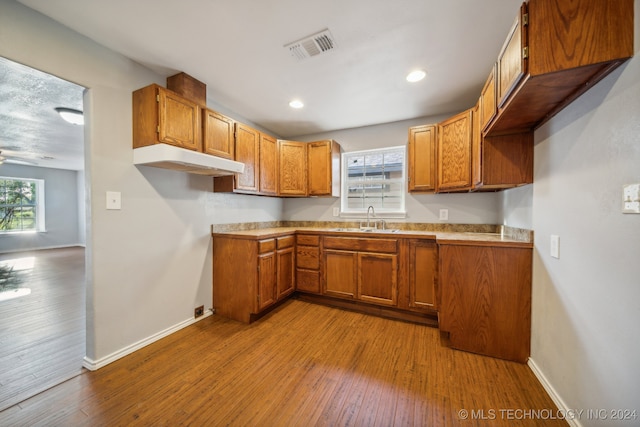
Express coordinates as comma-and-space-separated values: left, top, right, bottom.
297, 246, 320, 270
323, 237, 397, 253
258, 239, 275, 254
296, 269, 321, 294
277, 235, 294, 249
297, 234, 320, 246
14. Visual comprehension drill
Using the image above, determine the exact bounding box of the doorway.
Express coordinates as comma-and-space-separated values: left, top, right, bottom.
0, 57, 87, 411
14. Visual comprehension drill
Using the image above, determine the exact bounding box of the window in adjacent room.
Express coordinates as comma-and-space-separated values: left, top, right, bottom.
0, 177, 45, 233
340, 146, 406, 215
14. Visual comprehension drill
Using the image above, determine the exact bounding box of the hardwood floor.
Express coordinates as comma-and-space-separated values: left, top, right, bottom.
0, 298, 566, 426
0, 247, 85, 412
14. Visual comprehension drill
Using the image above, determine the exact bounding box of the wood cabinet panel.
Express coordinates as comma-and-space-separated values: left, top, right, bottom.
479, 66, 497, 132
408, 240, 438, 310
497, 6, 527, 108
278, 140, 307, 196
408, 125, 437, 193
133, 84, 201, 151
439, 244, 532, 362
296, 246, 319, 270
528, 0, 634, 76
358, 253, 397, 306
297, 235, 320, 246
480, 132, 533, 189
257, 252, 276, 311
437, 109, 473, 192
276, 247, 295, 300
259, 133, 278, 195
234, 123, 260, 192
307, 140, 341, 197
323, 237, 397, 253
296, 269, 321, 294
324, 250, 357, 299
202, 108, 234, 159
296, 233, 321, 295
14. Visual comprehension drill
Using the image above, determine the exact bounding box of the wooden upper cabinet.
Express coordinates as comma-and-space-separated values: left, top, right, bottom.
133, 84, 201, 151
202, 108, 234, 159
259, 133, 278, 195
488, 0, 634, 135
470, 103, 482, 190
234, 122, 260, 193
278, 140, 307, 197
407, 125, 437, 193
479, 65, 497, 132
497, 5, 527, 108
307, 140, 341, 197
437, 109, 473, 192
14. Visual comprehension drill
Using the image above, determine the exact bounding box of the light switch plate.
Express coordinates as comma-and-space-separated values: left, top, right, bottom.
622, 183, 640, 213
550, 235, 560, 259
106, 191, 121, 210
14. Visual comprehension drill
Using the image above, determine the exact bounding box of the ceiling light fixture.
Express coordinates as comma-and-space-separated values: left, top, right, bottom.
406, 70, 426, 83
289, 100, 304, 109
54, 107, 84, 125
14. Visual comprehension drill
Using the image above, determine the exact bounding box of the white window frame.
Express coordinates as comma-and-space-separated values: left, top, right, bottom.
340, 146, 406, 218
0, 177, 46, 234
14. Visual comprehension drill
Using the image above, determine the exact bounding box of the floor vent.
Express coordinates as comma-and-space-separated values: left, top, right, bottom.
285, 29, 336, 61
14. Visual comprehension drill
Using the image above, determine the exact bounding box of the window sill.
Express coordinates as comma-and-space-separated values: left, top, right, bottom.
339, 211, 407, 219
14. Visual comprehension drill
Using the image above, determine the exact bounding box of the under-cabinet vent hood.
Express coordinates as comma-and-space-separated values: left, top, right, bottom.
133, 144, 244, 176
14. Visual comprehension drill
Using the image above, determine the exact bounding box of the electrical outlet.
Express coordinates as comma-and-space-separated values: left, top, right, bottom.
439, 209, 449, 221
332, 207, 340, 217
194, 305, 204, 318
106, 191, 121, 210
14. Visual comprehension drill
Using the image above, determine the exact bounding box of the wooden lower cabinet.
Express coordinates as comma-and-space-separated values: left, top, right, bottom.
408, 239, 438, 310
295, 234, 321, 294
213, 233, 294, 323
439, 243, 532, 362
322, 236, 399, 307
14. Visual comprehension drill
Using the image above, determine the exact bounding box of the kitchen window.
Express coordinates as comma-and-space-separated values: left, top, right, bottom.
0, 177, 45, 233
340, 146, 406, 216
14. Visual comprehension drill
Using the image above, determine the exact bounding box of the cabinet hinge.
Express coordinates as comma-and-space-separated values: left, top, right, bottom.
522, 46, 529, 59
156, 94, 160, 102
522, 13, 529, 26
156, 125, 160, 133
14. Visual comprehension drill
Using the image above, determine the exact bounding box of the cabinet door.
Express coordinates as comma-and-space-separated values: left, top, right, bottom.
407, 125, 437, 192
479, 65, 497, 131
278, 140, 307, 196
408, 240, 438, 310
357, 252, 397, 306
497, 5, 527, 108
259, 133, 278, 195
157, 88, 201, 151
307, 141, 330, 196
276, 247, 295, 300
324, 250, 357, 299
234, 123, 260, 192
257, 252, 276, 312
202, 108, 234, 159
471, 103, 482, 190
437, 109, 473, 192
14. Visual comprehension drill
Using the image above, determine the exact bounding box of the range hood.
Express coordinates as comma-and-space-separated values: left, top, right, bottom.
133, 144, 244, 176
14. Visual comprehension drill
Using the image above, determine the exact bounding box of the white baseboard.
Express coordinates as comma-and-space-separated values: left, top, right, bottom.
528, 357, 581, 427
83, 309, 213, 371
0, 243, 85, 254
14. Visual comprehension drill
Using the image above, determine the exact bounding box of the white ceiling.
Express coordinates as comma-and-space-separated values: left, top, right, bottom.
4, 0, 523, 170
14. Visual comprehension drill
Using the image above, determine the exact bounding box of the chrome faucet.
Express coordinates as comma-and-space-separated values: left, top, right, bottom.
366, 205, 375, 228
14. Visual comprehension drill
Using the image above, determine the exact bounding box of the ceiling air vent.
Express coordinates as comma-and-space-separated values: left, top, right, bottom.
285, 29, 336, 61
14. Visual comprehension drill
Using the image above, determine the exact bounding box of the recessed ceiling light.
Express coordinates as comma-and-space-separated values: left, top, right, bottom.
55, 107, 84, 125
406, 70, 426, 83
289, 100, 304, 109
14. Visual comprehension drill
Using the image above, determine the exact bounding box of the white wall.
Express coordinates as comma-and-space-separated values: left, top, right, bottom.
0, 163, 81, 253
502, 2, 640, 423
284, 117, 502, 224
0, 0, 281, 364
